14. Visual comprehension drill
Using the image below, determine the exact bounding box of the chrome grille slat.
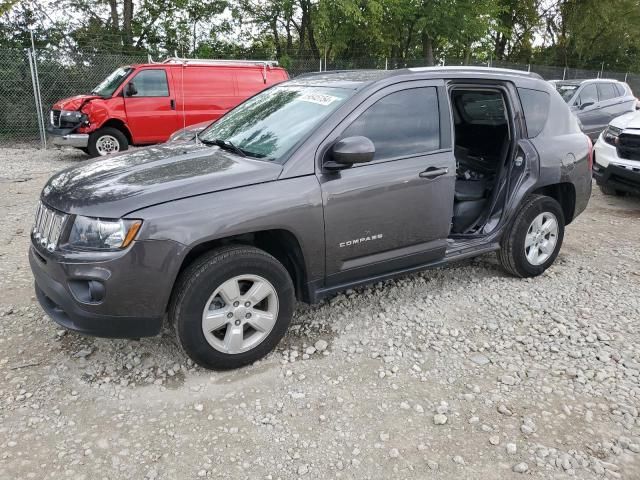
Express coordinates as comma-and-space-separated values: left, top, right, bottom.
32, 201, 67, 252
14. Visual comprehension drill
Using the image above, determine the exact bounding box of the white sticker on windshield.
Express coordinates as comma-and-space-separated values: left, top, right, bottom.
299, 93, 339, 106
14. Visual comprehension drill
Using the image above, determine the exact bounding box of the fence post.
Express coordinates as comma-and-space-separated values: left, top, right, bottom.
625, 72, 628, 82
563, 67, 566, 80
319, 58, 322, 72
527, 64, 531, 72
385, 57, 388, 70
27, 48, 47, 149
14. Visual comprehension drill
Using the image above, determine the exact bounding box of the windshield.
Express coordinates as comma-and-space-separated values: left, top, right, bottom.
554, 83, 580, 103
91, 67, 132, 97
199, 85, 354, 162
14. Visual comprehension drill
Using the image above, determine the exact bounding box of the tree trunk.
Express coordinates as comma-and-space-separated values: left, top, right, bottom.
122, 0, 134, 49
422, 29, 434, 66
108, 0, 119, 30
271, 18, 282, 58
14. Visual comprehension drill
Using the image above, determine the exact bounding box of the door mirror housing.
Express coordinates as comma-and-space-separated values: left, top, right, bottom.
325, 136, 375, 170
580, 101, 594, 110
125, 82, 138, 97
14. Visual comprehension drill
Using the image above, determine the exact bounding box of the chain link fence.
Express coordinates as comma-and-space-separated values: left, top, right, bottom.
2, 47, 640, 147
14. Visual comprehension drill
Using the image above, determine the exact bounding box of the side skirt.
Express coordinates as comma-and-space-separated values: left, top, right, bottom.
307, 241, 500, 303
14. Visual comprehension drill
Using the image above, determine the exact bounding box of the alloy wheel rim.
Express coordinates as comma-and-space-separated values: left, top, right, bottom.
524, 212, 559, 266
201, 274, 279, 354
96, 135, 120, 155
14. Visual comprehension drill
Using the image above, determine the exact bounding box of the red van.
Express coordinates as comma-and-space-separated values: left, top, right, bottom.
47, 58, 289, 156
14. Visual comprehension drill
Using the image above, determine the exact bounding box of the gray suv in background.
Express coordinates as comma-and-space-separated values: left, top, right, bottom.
30, 67, 592, 370
551, 79, 636, 140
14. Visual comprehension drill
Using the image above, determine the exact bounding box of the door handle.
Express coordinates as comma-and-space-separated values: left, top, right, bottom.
170, 99, 176, 110
419, 167, 449, 179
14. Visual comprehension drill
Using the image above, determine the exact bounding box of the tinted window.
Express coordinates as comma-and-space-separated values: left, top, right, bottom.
130, 70, 169, 97
598, 83, 618, 101
518, 88, 550, 138
578, 84, 598, 106
343, 88, 439, 161
200, 86, 353, 162
554, 82, 579, 103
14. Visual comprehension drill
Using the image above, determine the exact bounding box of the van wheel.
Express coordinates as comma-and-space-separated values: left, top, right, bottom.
170, 246, 295, 370
497, 195, 565, 278
87, 127, 128, 157
599, 185, 624, 196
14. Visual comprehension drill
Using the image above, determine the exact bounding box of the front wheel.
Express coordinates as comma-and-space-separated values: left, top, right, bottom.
87, 127, 128, 157
497, 195, 565, 277
170, 246, 295, 370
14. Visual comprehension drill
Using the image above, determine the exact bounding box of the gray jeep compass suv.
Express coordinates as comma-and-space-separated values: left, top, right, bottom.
30, 67, 592, 370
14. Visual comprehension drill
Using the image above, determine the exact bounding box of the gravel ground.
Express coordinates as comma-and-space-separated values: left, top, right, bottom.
1, 146, 640, 480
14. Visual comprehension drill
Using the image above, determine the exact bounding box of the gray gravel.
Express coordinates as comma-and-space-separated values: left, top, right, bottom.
1, 146, 640, 479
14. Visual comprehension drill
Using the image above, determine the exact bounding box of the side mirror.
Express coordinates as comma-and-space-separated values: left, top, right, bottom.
580, 101, 594, 110
325, 136, 375, 170
125, 82, 138, 97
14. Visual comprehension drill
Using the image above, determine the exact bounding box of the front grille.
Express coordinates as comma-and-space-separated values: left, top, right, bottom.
32, 201, 68, 252
50, 109, 61, 127
617, 132, 640, 161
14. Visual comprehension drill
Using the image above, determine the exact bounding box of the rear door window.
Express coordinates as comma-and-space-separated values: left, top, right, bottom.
597, 83, 618, 101
130, 69, 169, 97
342, 87, 440, 161
578, 84, 598, 106
517, 88, 550, 138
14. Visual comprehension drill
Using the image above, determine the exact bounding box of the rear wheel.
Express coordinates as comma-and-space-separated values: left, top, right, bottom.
498, 195, 565, 277
599, 185, 624, 196
87, 127, 128, 157
170, 246, 295, 370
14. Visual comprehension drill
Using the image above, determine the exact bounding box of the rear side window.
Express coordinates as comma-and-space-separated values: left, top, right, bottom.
598, 83, 618, 101
517, 88, 550, 138
578, 84, 598, 105
130, 70, 169, 97
615, 83, 626, 96
343, 88, 440, 161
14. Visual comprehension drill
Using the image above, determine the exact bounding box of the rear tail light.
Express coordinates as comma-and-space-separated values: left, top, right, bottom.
586, 135, 593, 171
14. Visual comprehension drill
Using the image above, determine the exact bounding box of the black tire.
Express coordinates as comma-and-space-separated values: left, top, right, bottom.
497, 195, 565, 278
599, 185, 624, 196
169, 246, 295, 370
87, 127, 128, 157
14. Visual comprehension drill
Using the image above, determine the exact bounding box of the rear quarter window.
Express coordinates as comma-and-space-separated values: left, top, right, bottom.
517, 88, 550, 138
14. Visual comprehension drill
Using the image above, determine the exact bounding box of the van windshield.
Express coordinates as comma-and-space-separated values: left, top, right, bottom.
91, 67, 132, 97
199, 85, 354, 163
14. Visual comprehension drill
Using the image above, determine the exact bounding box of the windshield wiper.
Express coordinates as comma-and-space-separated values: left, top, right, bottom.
198, 137, 264, 158
201, 138, 249, 158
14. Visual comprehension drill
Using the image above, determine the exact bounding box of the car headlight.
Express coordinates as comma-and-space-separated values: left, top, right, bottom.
603, 126, 622, 146
66, 216, 142, 250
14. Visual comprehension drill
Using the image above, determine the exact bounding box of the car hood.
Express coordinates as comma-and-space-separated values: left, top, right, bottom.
52, 94, 102, 112
42, 143, 283, 218
610, 110, 640, 131
167, 120, 215, 143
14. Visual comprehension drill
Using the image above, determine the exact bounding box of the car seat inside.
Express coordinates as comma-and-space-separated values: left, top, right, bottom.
450, 89, 511, 234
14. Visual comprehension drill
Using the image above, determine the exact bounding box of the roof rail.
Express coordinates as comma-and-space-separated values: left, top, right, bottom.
160, 57, 279, 68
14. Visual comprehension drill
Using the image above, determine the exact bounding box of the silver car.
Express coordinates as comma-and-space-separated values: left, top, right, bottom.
551, 79, 636, 140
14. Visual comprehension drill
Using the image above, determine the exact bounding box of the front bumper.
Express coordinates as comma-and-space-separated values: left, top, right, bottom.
50, 133, 89, 148
29, 237, 186, 338
593, 162, 640, 195
46, 125, 88, 148
593, 134, 640, 195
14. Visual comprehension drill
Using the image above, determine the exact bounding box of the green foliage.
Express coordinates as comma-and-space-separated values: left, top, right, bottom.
2, 0, 640, 71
